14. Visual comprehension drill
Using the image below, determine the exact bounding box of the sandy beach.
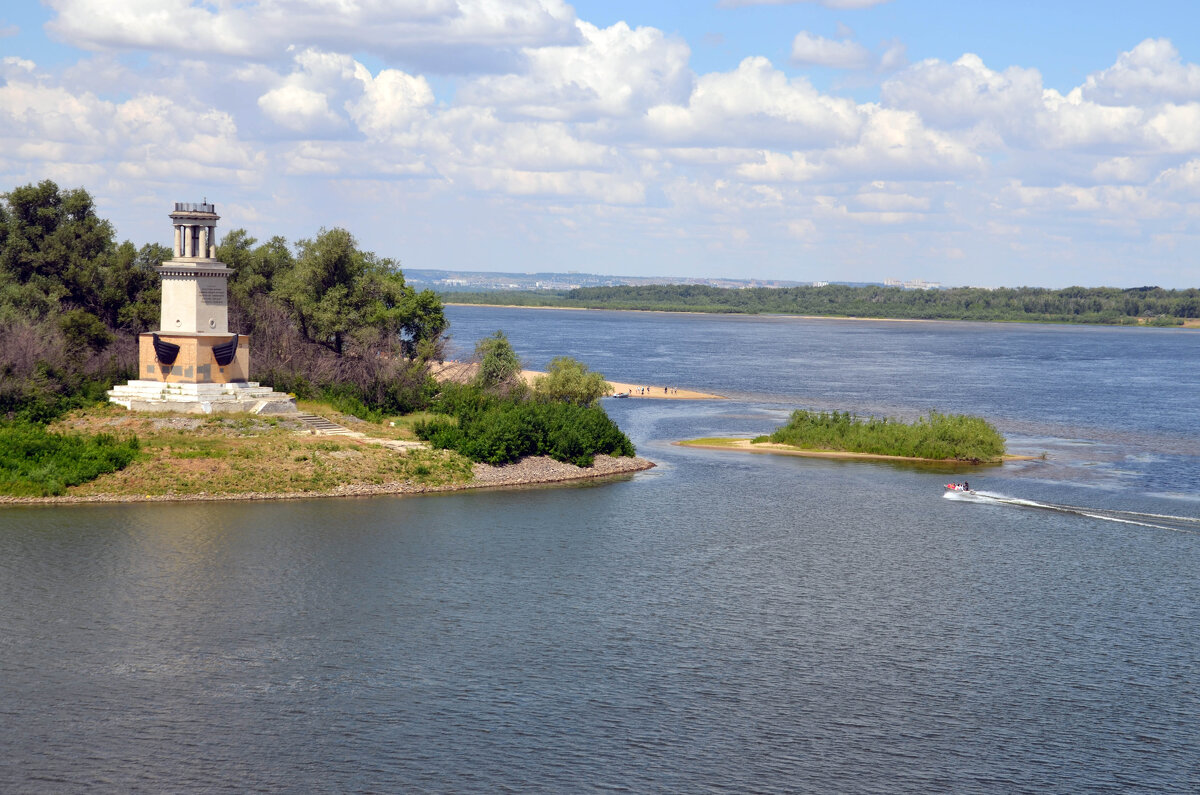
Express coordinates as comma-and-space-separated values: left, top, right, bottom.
430, 360, 725, 400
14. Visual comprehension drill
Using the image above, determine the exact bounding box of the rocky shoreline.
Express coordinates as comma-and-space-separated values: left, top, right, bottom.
0, 455, 656, 506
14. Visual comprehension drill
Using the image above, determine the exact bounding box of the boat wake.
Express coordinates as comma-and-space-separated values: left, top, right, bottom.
943, 489, 1200, 534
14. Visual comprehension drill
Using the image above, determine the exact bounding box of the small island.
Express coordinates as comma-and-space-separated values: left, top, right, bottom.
679, 409, 1017, 465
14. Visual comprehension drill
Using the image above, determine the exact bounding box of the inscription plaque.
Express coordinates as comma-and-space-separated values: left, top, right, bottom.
199, 286, 226, 306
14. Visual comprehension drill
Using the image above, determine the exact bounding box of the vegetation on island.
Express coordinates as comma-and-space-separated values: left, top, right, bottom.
445, 284, 1199, 326
415, 333, 633, 467
0, 181, 634, 498
415, 385, 635, 467
753, 410, 1007, 463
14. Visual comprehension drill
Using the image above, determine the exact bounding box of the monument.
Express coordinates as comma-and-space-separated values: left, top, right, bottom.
108, 202, 296, 414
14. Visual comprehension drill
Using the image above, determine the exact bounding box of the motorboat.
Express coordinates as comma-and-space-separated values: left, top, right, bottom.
945, 482, 970, 492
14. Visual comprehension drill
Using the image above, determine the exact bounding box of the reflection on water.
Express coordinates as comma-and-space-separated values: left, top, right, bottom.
2, 309, 1198, 792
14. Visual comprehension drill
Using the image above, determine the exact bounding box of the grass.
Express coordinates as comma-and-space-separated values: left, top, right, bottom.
754, 409, 1007, 463
680, 437, 744, 447
0, 420, 141, 497
5, 401, 476, 499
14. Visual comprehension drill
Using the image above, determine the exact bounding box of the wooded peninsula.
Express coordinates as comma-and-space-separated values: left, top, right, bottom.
0, 181, 642, 499
446, 284, 1200, 326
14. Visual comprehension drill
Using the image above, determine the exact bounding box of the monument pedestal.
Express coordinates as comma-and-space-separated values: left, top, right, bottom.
107, 380, 297, 415
136, 332, 251, 384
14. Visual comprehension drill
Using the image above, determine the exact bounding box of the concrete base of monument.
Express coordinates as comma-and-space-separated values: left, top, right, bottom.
107, 380, 297, 415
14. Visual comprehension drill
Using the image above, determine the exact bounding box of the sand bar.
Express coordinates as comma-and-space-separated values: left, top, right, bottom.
431, 360, 725, 400
677, 438, 1034, 464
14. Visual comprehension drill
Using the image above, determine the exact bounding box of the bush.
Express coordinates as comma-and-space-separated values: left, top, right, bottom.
760, 409, 1006, 462
416, 385, 634, 466
532, 356, 612, 406
0, 421, 141, 496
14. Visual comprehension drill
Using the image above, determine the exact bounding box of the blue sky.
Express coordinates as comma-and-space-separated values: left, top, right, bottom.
3, 1, 1200, 287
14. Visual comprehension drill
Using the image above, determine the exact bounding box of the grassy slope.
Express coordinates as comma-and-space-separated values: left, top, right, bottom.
26, 403, 474, 499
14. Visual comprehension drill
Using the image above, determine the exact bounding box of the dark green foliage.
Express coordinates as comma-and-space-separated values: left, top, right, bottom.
532, 356, 612, 406
474, 330, 524, 393
0, 421, 140, 496
760, 410, 1006, 462
59, 309, 114, 352
415, 383, 635, 466
444, 284, 1200, 325
271, 227, 446, 357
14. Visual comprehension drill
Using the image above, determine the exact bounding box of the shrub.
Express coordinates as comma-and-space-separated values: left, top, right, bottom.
416, 385, 634, 466
0, 421, 141, 496
761, 409, 1006, 462
532, 356, 612, 406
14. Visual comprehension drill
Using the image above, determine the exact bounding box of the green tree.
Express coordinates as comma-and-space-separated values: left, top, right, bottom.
219, 229, 295, 310
532, 356, 612, 406
97, 242, 164, 332
0, 180, 116, 321
273, 227, 445, 357
473, 330, 525, 395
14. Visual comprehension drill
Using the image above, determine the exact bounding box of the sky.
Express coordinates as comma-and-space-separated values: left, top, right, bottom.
2, 1, 1200, 288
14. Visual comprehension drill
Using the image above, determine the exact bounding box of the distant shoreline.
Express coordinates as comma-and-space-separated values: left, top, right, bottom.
446, 302, 1200, 329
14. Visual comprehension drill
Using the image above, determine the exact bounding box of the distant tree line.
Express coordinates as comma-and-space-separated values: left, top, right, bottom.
446, 283, 1199, 324
0, 180, 447, 421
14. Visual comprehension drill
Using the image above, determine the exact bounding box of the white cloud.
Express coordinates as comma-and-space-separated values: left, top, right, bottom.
882, 53, 1045, 131
347, 66, 435, 141
459, 20, 691, 121
0, 69, 261, 186
44, 0, 579, 71
1082, 38, 1200, 106
882, 53, 1166, 154
645, 56, 861, 147
2, 56, 35, 75
259, 84, 342, 133
790, 32, 871, 69
1145, 103, 1200, 153
1154, 159, 1200, 194
256, 48, 360, 134
1092, 156, 1153, 184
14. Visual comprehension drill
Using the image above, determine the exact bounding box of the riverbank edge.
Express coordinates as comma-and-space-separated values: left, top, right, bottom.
0, 455, 657, 507
431, 359, 726, 400
676, 438, 1036, 465
446, 302, 1200, 329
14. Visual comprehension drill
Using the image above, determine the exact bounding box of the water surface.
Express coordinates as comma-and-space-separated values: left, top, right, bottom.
2, 308, 1197, 792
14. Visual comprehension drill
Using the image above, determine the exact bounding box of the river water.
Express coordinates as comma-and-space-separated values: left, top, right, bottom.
2, 307, 1198, 792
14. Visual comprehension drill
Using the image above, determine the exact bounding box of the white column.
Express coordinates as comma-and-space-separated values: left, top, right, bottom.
209, 227, 218, 258
200, 226, 209, 260
174, 225, 182, 257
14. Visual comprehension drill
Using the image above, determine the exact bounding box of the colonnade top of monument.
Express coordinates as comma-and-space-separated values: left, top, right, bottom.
173, 201, 216, 215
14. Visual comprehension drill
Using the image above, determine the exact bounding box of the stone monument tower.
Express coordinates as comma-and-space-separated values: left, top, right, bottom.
108, 201, 295, 414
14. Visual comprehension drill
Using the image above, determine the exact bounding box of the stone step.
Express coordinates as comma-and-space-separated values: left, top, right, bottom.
295, 414, 357, 435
